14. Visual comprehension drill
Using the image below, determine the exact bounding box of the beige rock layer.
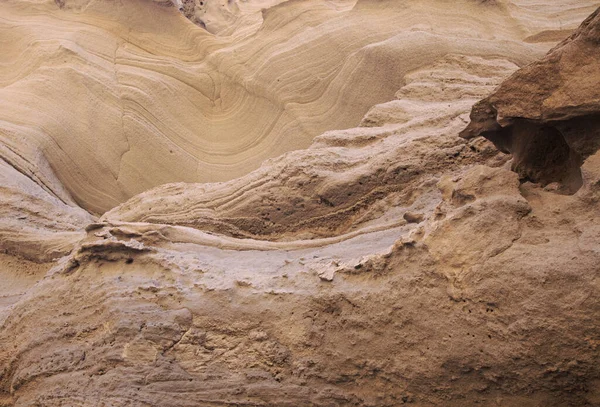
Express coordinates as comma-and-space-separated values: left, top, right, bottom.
0, 0, 596, 213
1, 1, 600, 406
0, 158, 93, 262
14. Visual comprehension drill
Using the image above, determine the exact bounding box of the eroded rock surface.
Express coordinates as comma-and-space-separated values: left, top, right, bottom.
460, 7, 600, 192
1, 0, 595, 213
1, 1, 600, 407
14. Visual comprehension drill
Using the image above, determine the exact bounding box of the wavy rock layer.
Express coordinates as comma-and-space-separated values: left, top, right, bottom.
102, 55, 518, 241
1, 0, 596, 213
1, 1, 600, 407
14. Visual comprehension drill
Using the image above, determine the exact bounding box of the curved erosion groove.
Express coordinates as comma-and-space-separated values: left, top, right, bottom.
1, 1, 600, 407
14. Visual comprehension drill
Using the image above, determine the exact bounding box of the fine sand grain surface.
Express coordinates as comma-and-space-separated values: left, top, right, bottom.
1, 1, 599, 406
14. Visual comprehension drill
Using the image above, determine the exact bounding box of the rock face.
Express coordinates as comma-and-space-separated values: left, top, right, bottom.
1, 1, 600, 407
460, 7, 600, 192
0, 0, 595, 214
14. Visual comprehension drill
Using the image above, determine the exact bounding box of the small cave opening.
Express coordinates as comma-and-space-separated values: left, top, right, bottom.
508, 120, 584, 193
462, 109, 600, 195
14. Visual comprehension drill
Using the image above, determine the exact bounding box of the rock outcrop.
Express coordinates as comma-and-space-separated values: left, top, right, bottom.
1, 1, 600, 407
460, 7, 600, 192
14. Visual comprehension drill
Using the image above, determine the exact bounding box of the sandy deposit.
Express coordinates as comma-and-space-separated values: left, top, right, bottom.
1, 0, 599, 406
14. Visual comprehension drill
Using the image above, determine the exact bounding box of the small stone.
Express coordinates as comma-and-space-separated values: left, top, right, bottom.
403, 211, 425, 224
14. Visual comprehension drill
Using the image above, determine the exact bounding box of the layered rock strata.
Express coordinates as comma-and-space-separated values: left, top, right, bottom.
1, 1, 600, 407
0, 0, 595, 213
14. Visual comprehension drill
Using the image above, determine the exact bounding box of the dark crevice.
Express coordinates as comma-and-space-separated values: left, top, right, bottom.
464, 114, 600, 194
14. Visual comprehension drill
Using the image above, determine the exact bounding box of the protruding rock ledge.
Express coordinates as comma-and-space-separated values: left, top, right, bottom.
460, 7, 600, 193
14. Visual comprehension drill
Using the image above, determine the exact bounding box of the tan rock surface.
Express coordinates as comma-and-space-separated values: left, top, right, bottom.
1, 1, 600, 406
1, 0, 595, 213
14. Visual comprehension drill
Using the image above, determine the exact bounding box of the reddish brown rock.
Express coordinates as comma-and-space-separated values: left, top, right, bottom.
461, 7, 600, 192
